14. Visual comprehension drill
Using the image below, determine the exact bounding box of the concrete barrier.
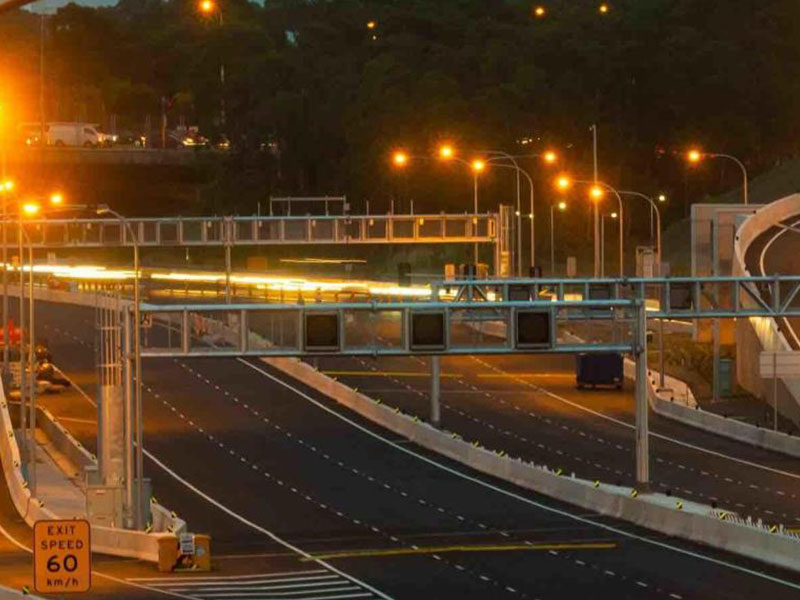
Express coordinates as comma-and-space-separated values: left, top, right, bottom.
264, 356, 800, 573
733, 193, 800, 425
36, 406, 95, 477
0, 380, 181, 562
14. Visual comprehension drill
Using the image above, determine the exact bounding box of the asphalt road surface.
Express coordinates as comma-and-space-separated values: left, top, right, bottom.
5, 299, 800, 599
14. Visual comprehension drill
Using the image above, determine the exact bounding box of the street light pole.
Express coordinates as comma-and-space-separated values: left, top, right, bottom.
97, 206, 142, 529
591, 124, 600, 277
549, 201, 566, 276
17, 209, 26, 470
710, 153, 748, 205
487, 159, 536, 274
619, 191, 663, 274
484, 151, 522, 276
1, 183, 10, 380
573, 180, 625, 276
687, 150, 749, 205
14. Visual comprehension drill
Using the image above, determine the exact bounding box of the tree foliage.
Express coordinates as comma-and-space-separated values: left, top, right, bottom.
2, 0, 800, 235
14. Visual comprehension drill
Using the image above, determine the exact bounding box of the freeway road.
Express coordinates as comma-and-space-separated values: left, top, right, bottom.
7, 299, 800, 598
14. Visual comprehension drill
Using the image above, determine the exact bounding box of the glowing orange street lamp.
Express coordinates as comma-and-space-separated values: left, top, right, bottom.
589, 185, 604, 200
534, 6, 546, 18
471, 158, 486, 173
50, 193, 64, 206
555, 175, 571, 191
366, 20, 377, 29
22, 202, 40, 217
550, 200, 568, 275
392, 151, 408, 167
199, 0, 215, 14
438, 145, 454, 160
1, 180, 13, 192
599, 3, 610, 14
543, 151, 557, 164
687, 149, 703, 164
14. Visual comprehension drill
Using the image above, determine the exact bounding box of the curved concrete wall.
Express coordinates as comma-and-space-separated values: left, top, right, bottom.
733, 193, 800, 424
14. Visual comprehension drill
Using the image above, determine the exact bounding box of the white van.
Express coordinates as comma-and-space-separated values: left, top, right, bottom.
47, 122, 102, 148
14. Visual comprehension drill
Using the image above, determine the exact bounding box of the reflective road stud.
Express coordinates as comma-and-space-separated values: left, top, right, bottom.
34, 519, 91, 593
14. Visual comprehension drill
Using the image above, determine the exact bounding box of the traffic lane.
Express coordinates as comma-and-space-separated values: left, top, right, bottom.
317, 353, 800, 525
32, 300, 800, 531
242, 357, 800, 600
23, 304, 800, 596
29, 304, 528, 597
140, 359, 567, 599
164, 355, 800, 600
154, 356, 685, 599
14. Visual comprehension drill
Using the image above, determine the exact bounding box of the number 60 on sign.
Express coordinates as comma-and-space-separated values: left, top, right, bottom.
34, 519, 91, 593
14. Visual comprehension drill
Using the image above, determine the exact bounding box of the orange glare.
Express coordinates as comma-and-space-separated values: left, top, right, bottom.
199, 0, 215, 14
557, 201, 567, 211
50, 192, 64, 205
555, 175, 571, 191
687, 149, 703, 163
1, 180, 13, 192
543, 151, 557, 164
590, 185, 604, 200
610, 212, 618, 219
439, 145, 454, 160
534, 6, 546, 18
393, 151, 408, 167
471, 159, 486, 173
22, 202, 40, 217
367, 20, 377, 29
599, 3, 610, 13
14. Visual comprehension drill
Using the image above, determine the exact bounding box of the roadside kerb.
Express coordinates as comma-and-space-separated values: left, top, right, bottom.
263, 355, 800, 573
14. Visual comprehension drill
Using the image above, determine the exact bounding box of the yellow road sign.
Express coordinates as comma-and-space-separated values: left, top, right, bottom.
34, 519, 91, 593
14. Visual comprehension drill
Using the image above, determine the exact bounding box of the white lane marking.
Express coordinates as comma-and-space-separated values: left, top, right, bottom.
505, 369, 800, 481
239, 358, 800, 591
129, 570, 328, 582
59, 370, 391, 600
158, 576, 339, 588
199, 594, 372, 600
143, 450, 389, 600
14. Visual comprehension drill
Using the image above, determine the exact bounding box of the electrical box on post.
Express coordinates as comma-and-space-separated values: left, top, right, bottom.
667, 282, 693, 310
410, 311, 446, 351
508, 284, 532, 301
515, 310, 552, 349
304, 313, 340, 352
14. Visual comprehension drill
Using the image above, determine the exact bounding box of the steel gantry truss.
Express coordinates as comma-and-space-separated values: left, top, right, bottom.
19, 213, 499, 248
123, 275, 800, 497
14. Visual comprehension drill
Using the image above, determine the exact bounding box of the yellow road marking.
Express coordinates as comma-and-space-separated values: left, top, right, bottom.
323, 371, 574, 379
477, 373, 574, 379
302, 541, 616, 561
322, 371, 459, 378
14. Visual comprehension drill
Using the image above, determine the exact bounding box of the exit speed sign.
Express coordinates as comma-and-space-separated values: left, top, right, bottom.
34, 519, 91, 593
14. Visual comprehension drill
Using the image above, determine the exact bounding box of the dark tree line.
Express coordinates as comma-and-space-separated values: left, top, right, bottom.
2, 0, 800, 261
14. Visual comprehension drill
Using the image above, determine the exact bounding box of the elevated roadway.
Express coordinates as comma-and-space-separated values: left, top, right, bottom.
7, 299, 800, 598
